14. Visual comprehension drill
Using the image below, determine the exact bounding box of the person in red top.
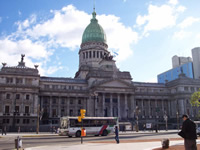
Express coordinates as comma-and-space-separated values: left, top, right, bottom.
178, 114, 197, 150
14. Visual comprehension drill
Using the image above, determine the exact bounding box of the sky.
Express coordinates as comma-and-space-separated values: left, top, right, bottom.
0, 0, 200, 83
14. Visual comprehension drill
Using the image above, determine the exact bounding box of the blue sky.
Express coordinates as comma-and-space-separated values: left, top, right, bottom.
0, 0, 200, 82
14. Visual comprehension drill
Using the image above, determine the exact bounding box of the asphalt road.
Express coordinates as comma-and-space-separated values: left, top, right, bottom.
0, 130, 180, 150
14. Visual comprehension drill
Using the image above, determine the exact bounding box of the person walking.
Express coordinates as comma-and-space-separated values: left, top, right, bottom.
114, 126, 119, 144
178, 114, 197, 150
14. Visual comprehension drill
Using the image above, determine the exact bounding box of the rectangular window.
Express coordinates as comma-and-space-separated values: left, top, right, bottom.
5, 106, 9, 113
61, 99, 65, 104
15, 106, 19, 113
44, 85, 50, 89
16, 94, 20, 99
25, 78, 32, 84
16, 78, 23, 84
53, 98, 57, 104
16, 119, 20, 124
105, 98, 110, 103
26, 94, 30, 100
113, 98, 117, 103
78, 100, 81, 104
70, 99, 73, 104
97, 51, 99, 58
6, 94, 10, 99
70, 109, 73, 116
25, 106, 29, 114
52, 109, 57, 117
6, 78, 13, 84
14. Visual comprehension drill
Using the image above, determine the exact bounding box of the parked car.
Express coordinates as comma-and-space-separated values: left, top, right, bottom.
196, 127, 200, 136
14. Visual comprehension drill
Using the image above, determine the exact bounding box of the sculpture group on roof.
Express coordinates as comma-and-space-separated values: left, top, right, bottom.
103, 53, 113, 61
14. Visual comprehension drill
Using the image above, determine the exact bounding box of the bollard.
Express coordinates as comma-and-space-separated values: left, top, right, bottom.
15, 136, 22, 150
161, 138, 169, 149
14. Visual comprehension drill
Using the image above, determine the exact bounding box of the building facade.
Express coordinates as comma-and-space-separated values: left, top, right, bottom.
0, 9, 200, 132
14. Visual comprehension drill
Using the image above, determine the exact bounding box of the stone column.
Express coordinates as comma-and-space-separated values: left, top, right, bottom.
67, 97, 69, 116
102, 93, 105, 117
148, 99, 151, 117
117, 94, 121, 119
110, 94, 113, 117
179, 99, 185, 115
49, 96, 52, 117
58, 97, 61, 117
21, 93, 24, 114
141, 99, 144, 117
130, 95, 135, 118
75, 97, 78, 116
162, 99, 164, 115
95, 94, 98, 117
125, 94, 128, 118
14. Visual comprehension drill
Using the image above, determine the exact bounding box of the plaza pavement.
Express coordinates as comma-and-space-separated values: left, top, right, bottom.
1, 131, 199, 150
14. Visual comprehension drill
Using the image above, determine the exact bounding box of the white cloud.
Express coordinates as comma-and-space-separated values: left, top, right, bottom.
46, 66, 63, 75
99, 14, 138, 62
135, 2, 186, 35
0, 4, 139, 75
168, 0, 178, 5
172, 30, 191, 39
178, 17, 200, 29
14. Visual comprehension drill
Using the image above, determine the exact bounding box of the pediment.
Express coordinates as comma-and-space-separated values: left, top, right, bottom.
97, 79, 133, 88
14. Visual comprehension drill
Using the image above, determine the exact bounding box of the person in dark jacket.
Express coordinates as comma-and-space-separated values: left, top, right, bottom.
178, 114, 197, 150
114, 126, 119, 144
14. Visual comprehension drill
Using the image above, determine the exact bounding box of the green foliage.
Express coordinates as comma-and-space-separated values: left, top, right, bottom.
190, 90, 200, 107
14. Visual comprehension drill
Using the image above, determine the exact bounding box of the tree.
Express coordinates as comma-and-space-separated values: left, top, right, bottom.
190, 90, 200, 107
190, 90, 200, 120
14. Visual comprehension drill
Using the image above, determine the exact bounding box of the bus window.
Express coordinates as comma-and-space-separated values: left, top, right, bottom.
96, 120, 102, 127
74, 120, 82, 127
70, 119, 75, 127
83, 119, 90, 127
90, 120, 97, 127
102, 120, 109, 125
109, 119, 116, 125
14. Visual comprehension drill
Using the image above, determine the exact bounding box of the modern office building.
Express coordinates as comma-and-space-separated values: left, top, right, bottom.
157, 62, 194, 83
192, 47, 200, 79
0, 9, 200, 132
158, 47, 200, 83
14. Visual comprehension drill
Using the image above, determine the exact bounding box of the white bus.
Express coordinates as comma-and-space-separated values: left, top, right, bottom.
59, 116, 118, 137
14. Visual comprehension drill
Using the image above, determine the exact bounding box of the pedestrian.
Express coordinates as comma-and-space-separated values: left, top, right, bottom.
114, 126, 119, 144
4, 126, 6, 135
2, 126, 7, 135
18, 126, 20, 133
178, 114, 197, 150
143, 124, 146, 132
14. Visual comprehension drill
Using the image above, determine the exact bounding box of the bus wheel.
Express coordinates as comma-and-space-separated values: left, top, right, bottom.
102, 130, 108, 136
76, 131, 81, 137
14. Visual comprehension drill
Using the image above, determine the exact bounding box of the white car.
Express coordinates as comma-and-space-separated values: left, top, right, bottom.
196, 127, 200, 136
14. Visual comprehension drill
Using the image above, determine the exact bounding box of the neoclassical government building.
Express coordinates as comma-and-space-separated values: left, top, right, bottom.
0, 9, 200, 131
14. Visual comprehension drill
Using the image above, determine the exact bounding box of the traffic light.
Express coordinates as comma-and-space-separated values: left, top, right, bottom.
80, 109, 86, 119
78, 116, 82, 122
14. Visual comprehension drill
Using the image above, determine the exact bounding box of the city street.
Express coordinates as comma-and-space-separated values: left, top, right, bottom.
0, 130, 185, 150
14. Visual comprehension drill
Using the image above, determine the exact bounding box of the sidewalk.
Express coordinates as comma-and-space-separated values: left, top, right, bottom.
24, 140, 196, 150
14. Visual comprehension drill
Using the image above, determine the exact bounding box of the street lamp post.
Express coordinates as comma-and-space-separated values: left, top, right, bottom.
176, 111, 179, 131
164, 113, 168, 131
135, 106, 140, 132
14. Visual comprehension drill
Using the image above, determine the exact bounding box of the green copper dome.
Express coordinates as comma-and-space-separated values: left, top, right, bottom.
82, 10, 107, 44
